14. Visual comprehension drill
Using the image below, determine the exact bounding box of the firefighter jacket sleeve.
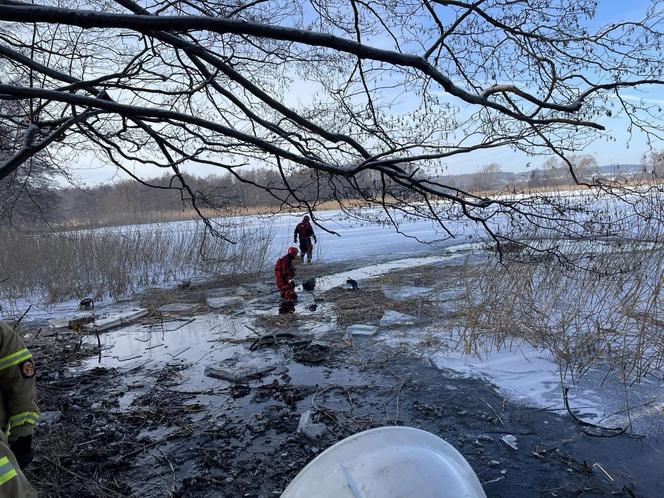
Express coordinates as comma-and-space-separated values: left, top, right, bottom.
0, 322, 38, 442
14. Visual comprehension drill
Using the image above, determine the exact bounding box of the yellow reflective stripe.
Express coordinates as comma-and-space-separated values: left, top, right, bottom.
0, 469, 17, 485
0, 348, 30, 364
0, 348, 32, 371
8, 411, 39, 429
0, 457, 17, 485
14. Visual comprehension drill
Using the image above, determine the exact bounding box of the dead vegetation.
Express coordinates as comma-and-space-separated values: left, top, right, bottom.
254, 313, 301, 328
323, 281, 438, 327
458, 240, 664, 381
139, 288, 207, 311
0, 222, 271, 308
254, 312, 319, 329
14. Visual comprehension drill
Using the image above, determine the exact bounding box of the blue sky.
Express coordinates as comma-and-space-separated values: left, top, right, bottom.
68, 0, 664, 185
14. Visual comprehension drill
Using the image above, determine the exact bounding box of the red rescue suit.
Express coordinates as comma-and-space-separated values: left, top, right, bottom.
275, 253, 297, 301
294, 219, 317, 261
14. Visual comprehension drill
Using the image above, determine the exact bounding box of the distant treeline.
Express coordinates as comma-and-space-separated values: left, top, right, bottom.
0, 157, 650, 228
1, 167, 388, 227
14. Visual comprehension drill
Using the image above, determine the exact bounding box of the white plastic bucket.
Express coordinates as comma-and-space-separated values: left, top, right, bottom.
281, 426, 487, 498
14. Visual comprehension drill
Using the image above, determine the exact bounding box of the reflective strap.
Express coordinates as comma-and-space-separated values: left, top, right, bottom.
8, 411, 39, 432
0, 457, 17, 486
0, 348, 32, 371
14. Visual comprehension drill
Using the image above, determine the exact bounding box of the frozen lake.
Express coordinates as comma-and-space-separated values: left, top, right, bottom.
261, 210, 483, 263
97, 207, 485, 265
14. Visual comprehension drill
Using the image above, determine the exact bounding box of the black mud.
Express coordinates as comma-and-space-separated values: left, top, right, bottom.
27, 329, 664, 497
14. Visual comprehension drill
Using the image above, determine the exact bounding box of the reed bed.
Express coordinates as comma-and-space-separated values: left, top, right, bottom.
0, 222, 272, 306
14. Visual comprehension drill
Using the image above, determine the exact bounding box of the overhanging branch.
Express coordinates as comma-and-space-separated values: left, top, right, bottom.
0, 1, 616, 126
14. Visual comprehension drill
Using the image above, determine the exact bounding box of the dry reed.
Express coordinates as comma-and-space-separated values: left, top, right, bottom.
459, 239, 664, 381
0, 222, 271, 306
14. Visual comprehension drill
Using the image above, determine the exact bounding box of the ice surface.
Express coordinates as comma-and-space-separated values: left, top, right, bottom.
430, 345, 563, 410
302, 323, 338, 335
499, 435, 518, 450
429, 341, 664, 435
82, 313, 257, 371
347, 324, 379, 336
158, 303, 199, 313
297, 410, 327, 439
310, 244, 479, 293
206, 296, 244, 309
381, 285, 433, 301
379, 310, 418, 327
88, 308, 148, 332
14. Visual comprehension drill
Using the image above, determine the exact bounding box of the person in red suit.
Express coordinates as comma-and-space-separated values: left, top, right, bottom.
294, 215, 317, 263
275, 246, 299, 301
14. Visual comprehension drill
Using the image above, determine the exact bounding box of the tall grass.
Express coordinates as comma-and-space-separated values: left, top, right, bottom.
459, 237, 664, 382
0, 222, 272, 305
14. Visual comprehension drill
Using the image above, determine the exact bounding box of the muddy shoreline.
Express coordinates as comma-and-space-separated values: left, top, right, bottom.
18, 253, 664, 497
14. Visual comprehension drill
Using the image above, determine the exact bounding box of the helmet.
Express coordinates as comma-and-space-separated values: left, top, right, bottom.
282, 427, 486, 498
288, 246, 299, 256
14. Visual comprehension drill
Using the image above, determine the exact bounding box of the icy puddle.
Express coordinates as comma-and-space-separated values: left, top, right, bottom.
78, 248, 479, 380
81, 314, 256, 370
73, 247, 486, 406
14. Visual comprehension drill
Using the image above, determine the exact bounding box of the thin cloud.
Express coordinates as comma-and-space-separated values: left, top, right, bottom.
615, 94, 664, 105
